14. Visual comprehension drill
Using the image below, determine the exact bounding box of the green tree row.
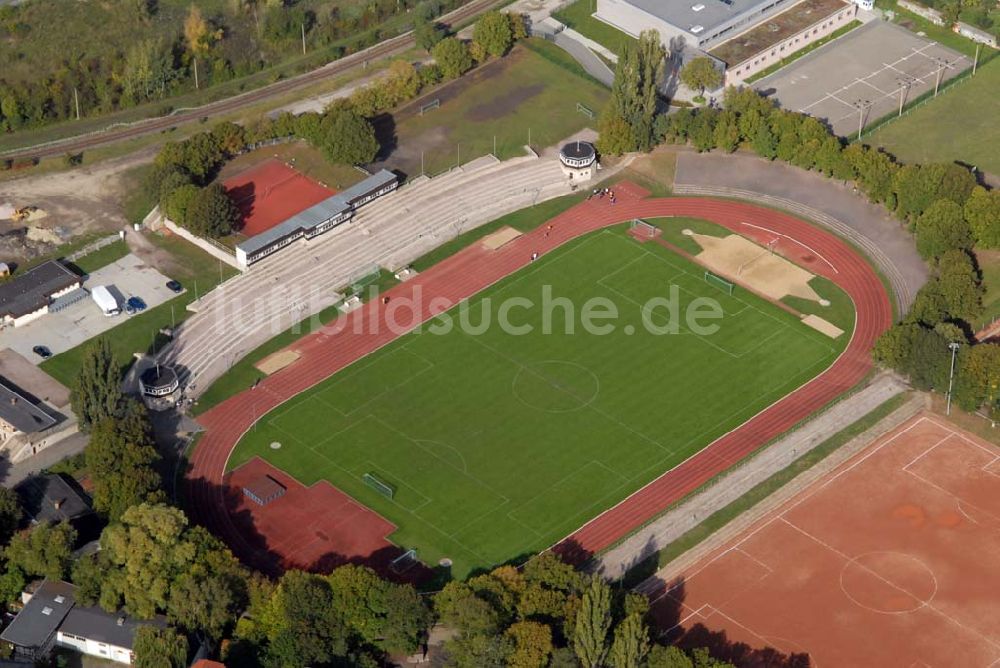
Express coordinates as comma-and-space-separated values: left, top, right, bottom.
0, 0, 472, 134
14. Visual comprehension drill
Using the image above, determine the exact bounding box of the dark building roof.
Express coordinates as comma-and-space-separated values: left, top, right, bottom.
560, 141, 596, 160
0, 580, 166, 652
0, 580, 75, 650
59, 606, 166, 650
139, 365, 178, 390
0, 380, 56, 433
243, 475, 286, 502
16, 474, 92, 525
0, 261, 79, 320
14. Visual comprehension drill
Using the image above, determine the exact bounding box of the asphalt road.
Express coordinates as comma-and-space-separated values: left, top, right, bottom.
0, 0, 504, 162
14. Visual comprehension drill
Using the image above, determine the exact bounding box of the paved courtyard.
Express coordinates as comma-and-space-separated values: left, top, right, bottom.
0, 253, 179, 363
754, 21, 970, 137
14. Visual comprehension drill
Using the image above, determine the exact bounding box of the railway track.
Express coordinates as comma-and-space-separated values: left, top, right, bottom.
0, 0, 504, 162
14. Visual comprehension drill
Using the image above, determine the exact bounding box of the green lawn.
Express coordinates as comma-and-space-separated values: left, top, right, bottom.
865, 58, 1000, 175
386, 39, 610, 177
228, 227, 846, 577
552, 0, 637, 56
41, 232, 238, 385
68, 239, 130, 275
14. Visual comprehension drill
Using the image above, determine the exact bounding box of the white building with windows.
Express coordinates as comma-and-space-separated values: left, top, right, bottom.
235, 169, 399, 268
0, 580, 167, 665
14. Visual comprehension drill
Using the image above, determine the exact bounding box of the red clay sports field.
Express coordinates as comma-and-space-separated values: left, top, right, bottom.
223, 158, 334, 237
648, 413, 1000, 666
185, 182, 892, 581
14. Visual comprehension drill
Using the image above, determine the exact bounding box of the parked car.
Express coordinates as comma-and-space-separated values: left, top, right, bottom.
166, 280, 182, 293
127, 297, 147, 312
32, 345, 52, 359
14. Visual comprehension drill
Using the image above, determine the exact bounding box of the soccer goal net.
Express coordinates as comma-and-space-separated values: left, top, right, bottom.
420, 98, 441, 115
363, 472, 396, 499
704, 271, 735, 296
390, 549, 419, 574
630, 219, 659, 238
576, 102, 595, 119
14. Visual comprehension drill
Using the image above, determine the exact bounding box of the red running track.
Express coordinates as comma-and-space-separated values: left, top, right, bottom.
185, 184, 892, 571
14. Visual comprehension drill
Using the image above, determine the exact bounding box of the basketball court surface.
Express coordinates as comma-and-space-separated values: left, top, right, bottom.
223, 158, 335, 237
648, 413, 1000, 666
754, 21, 970, 137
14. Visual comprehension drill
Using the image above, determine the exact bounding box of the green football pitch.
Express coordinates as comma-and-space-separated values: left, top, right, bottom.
228, 227, 848, 577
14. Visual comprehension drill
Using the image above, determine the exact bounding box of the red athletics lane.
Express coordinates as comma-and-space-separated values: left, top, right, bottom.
184, 183, 893, 572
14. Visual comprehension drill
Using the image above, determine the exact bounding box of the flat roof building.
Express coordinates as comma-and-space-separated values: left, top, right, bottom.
0, 261, 81, 328
596, 0, 807, 49
235, 169, 399, 268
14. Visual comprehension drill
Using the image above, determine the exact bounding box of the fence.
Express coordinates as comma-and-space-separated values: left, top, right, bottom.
858, 48, 998, 142
64, 233, 121, 263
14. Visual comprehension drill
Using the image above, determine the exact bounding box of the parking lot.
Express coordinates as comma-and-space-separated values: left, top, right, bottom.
0, 254, 180, 364
754, 20, 970, 137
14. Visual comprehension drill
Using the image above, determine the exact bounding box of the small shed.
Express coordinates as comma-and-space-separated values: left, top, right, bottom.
242, 475, 286, 506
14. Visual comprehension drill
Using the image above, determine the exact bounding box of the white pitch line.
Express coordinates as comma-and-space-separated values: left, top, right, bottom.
740, 222, 838, 273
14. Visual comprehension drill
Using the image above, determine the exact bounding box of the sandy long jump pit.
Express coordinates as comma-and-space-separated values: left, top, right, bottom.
649, 414, 1000, 667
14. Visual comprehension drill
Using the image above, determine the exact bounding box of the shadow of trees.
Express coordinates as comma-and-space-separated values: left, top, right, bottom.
181, 470, 436, 587
646, 574, 812, 668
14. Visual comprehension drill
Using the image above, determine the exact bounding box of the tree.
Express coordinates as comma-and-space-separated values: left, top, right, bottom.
184, 4, 222, 57
414, 16, 446, 51
936, 249, 983, 323
596, 110, 635, 156
317, 103, 379, 165
965, 186, 1000, 248
381, 60, 422, 108
161, 183, 200, 226
506, 621, 552, 668
647, 645, 694, 668
712, 110, 740, 153
573, 575, 612, 668
609, 613, 650, 668
601, 30, 665, 153
915, 199, 972, 260
71, 337, 124, 432
262, 570, 350, 666
433, 37, 473, 80
0, 487, 22, 546
435, 581, 501, 635
86, 406, 163, 521
184, 183, 238, 238
325, 563, 429, 654
894, 163, 977, 221
210, 121, 247, 156
842, 144, 898, 207
679, 57, 722, 97
473, 11, 513, 58
133, 626, 188, 668
5, 522, 77, 581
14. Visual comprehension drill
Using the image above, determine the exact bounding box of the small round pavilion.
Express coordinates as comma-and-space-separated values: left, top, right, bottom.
559, 141, 598, 181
